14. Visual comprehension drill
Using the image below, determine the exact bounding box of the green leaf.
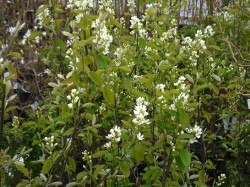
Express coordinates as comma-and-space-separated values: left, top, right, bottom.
96, 53, 107, 69
119, 161, 130, 177
54, 7, 64, 13
22, 121, 36, 127
55, 38, 66, 51
211, 74, 221, 82
175, 156, 186, 170
93, 165, 104, 178
209, 45, 221, 51
109, 15, 122, 28
7, 63, 17, 78
103, 87, 114, 105
178, 109, 190, 129
36, 4, 49, 15
179, 149, 191, 167
88, 71, 103, 85
42, 160, 53, 174
185, 74, 194, 84
193, 181, 207, 187
16, 180, 29, 187
92, 150, 109, 158
16, 164, 29, 177
9, 52, 22, 59
28, 32, 42, 41
82, 103, 95, 108
5, 105, 18, 113
66, 182, 78, 187
62, 31, 72, 37
69, 158, 76, 172
51, 182, 63, 186
133, 144, 145, 162
189, 174, 199, 180
73, 37, 94, 48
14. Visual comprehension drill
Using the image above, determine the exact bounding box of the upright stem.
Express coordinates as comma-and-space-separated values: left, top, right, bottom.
162, 130, 168, 187
0, 83, 6, 148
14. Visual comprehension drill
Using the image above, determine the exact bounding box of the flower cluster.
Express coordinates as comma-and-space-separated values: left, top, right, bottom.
223, 11, 234, 22
156, 84, 165, 92
104, 126, 122, 148
20, 29, 31, 45
170, 141, 176, 151
160, 27, 177, 41
127, 0, 136, 12
180, 26, 214, 66
12, 116, 19, 129
185, 124, 202, 144
204, 25, 215, 38
99, 103, 106, 114
216, 173, 226, 186
114, 45, 129, 66
67, 89, 80, 109
66, 0, 93, 11
130, 16, 148, 39
133, 97, 150, 126
82, 150, 92, 168
137, 132, 144, 141
92, 16, 113, 55
99, 0, 114, 15
44, 135, 58, 154
6, 26, 17, 35
35, 5, 50, 28
170, 76, 190, 111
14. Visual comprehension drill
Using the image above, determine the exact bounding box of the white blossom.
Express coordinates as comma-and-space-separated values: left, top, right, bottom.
132, 97, 150, 126
106, 125, 121, 143
137, 132, 144, 141
92, 16, 113, 54
156, 84, 165, 92
186, 124, 202, 144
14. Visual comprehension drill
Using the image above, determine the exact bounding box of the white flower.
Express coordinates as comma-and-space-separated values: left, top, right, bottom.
133, 97, 150, 126
186, 124, 202, 144
68, 103, 73, 109
99, 0, 114, 14
6, 26, 16, 35
127, 0, 136, 12
137, 132, 144, 141
18, 157, 24, 163
195, 30, 203, 38
106, 126, 121, 143
156, 84, 165, 92
204, 25, 214, 37
92, 17, 113, 54
104, 142, 111, 148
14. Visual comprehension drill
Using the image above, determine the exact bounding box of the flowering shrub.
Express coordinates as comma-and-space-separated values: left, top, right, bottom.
0, 0, 250, 186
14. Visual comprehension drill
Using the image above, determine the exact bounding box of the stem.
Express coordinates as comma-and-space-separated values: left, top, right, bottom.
0, 83, 6, 148
162, 130, 168, 187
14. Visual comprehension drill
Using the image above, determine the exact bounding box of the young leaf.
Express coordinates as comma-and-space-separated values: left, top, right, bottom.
16, 165, 29, 177
88, 71, 103, 85
92, 150, 109, 158
28, 32, 42, 41
178, 109, 190, 129
42, 160, 53, 174
179, 149, 191, 167
133, 144, 145, 162
103, 87, 114, 105
36, 4, 49, 15
119, 161, 130, 177
9, 52, 22, 59
55, 38, 66, 51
